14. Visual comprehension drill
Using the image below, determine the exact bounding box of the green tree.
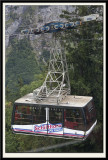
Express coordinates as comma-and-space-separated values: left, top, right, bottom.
59, 5, 103, 152
6, 38, 42, 102
5, 5, 103, 153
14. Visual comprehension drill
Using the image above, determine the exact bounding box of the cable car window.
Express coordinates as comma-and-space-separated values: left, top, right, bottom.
14, 105, 32, 125
84, 100, 96, 130
32, 106, 46, 124
64, 108, 85, 131
49, 108, 62, 124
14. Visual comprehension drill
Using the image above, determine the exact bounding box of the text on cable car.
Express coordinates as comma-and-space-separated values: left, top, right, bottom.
34, 123, 62, 133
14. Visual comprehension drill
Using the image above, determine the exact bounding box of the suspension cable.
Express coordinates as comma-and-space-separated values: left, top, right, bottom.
26, 139, 84, 153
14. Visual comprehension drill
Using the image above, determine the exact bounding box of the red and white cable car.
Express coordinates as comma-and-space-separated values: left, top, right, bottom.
11, 13, 99, 140
11, 93, 97, 140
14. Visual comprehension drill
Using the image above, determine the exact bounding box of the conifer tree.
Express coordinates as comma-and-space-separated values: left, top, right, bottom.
59, 5, 103, 152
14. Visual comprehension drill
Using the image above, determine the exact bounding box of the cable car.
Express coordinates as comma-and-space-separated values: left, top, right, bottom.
17, 14, 99, 141
11, 93, 97, 140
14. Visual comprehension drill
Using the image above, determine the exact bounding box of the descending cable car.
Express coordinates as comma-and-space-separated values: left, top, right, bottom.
11, 93, 97, 140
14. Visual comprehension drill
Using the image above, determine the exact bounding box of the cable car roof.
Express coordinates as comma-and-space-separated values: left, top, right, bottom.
15, 93, 93, 108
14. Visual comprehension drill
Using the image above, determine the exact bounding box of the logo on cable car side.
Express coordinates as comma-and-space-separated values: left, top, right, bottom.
34, 123, 62, 133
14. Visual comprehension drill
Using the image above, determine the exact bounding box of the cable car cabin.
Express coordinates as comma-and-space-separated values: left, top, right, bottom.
11, 93, 97, 140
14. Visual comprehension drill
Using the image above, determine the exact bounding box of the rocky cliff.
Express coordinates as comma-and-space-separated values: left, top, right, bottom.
5, 5, 75, 46
5, 5, 76, 65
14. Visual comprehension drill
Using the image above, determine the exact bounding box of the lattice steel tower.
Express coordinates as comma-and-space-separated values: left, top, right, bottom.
21, 14, 99, 104
33, 39, 70, 103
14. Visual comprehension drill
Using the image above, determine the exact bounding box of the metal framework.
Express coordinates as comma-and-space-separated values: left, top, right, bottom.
33, 40, 70, 103
21, 14, 100, 104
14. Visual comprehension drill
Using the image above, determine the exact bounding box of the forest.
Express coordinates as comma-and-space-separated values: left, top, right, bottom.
5, 5, 104, 155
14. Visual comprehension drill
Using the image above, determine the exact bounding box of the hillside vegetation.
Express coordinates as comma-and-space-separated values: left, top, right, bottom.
5, 5, 103, 153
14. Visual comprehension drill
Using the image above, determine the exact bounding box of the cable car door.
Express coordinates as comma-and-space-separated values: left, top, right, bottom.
33, 106, 47, 135
48, 108, 63, 136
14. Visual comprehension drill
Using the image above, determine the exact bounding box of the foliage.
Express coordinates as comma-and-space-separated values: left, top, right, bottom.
59, 5, 103, 152
5, 5, 103, 153
5, 38, 44, 102
19, 73, 46, 96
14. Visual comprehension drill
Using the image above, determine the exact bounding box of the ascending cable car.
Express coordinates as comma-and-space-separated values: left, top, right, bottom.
11, 93, 97, 140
